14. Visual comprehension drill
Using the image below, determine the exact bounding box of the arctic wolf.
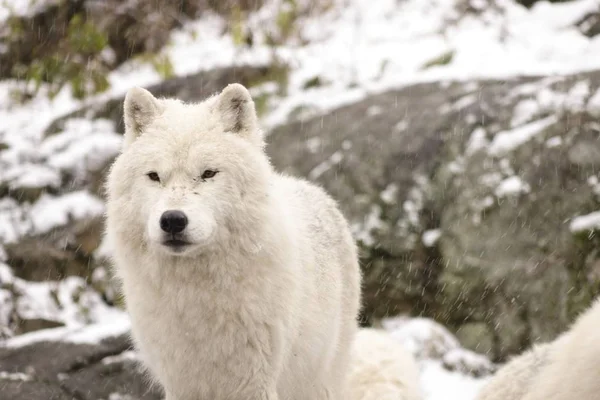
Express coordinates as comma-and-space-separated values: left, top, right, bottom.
105, 83, 361, 400
477, 297, 600, 400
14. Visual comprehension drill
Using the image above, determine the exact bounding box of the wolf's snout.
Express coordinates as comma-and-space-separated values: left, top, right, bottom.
160, 210, 188, 234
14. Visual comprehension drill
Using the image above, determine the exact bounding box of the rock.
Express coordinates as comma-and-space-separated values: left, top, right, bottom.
5, 216, 103, 281
0, 335, 162, 400
268, 70, 600, 360
15, 318, 65, 335
454, 322, 495, 357
576, 8, 600, 38
516, 0, 574, 7
0, 380, 72, 400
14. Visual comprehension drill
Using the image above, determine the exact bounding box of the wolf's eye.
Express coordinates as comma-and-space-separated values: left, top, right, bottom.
201, 170, 219, 180
147, 172, 160, 182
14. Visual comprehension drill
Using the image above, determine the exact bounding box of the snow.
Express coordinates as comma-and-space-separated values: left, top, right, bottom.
308, 151, 343, 180
0, 371, 32, 381
422, 229, 442, 247
352, 204, 386, 247
15, 276, 111, 325
466, 127, 489, 156
0, 198, 29, 243
0, 190, 105, 244
569, 211, 600, 233
29, 191, 105, 234
546, 136, 563, 148
563, 80, 590, 112
0, 262, 125, 339
40, 119, 122, 174
381, 316, 495, 400
495, 176, 531, 198
380, 183, 398, 204
588, 175, 600, 198
395, 120, 409, 132
420, 360, 489, 400
305, 137, 322, 154
0, 0, 57, 24
4, 310, 130, 348
0, 286, 13, 334
511, 99, 540, 128
488, 115, 558, 156
101, 350, 137, 365
4, 164, 61, 190
588, 88, 600, 118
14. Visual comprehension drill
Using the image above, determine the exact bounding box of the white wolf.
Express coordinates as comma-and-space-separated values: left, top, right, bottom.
477, 297, 600, 400
522, 297, 600, 400
104, 83, 362, 400
475, 343, 554, 400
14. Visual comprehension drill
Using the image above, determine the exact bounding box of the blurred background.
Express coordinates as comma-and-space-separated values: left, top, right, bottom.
1, 0, 600, 399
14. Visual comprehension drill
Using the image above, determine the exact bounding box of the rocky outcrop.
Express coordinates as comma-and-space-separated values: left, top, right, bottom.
0, 335, 162, 400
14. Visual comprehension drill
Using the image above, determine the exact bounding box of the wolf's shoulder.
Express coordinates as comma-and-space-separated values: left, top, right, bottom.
272, 173, 340, 212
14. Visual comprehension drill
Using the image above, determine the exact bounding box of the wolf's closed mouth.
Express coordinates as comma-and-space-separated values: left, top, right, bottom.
163, 239, 189, 247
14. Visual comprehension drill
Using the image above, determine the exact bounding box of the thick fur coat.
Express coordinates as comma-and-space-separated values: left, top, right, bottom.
104, 84, 361, 400
477, 297, 600, 400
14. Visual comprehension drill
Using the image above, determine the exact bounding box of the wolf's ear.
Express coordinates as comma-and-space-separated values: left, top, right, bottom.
216, 84, 259, 137
123, 87, 163, 148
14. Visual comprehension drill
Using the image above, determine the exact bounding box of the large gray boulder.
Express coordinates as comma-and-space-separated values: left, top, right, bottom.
267, 71, 600, 360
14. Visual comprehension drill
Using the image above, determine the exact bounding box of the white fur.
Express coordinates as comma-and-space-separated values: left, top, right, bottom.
349, 329, 422, 400
522, 298, 600, 400
105, 84, 362, 400
476, 343, 553, 400
477, 298, 600, 400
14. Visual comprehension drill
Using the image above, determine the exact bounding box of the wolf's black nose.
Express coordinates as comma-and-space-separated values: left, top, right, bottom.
160, 210, 188, 234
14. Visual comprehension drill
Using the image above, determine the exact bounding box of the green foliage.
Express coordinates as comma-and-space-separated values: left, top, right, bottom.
67, 14, 108, 54
248, 61, 290, 96
141, 53, 175, 80
421, 50, 455, 70
276, 0, 298, 40
568, 230, 600, 318
12, 13, 111, 100
7, 15, 24, 36
303, 76, 324, 89
230, 5, 247, 46
253, 93, 270, 117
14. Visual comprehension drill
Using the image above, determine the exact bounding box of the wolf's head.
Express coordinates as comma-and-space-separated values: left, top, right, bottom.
106, 84, 272, 257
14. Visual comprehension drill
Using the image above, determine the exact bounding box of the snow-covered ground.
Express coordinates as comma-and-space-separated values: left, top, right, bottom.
2, 0, 600, 398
